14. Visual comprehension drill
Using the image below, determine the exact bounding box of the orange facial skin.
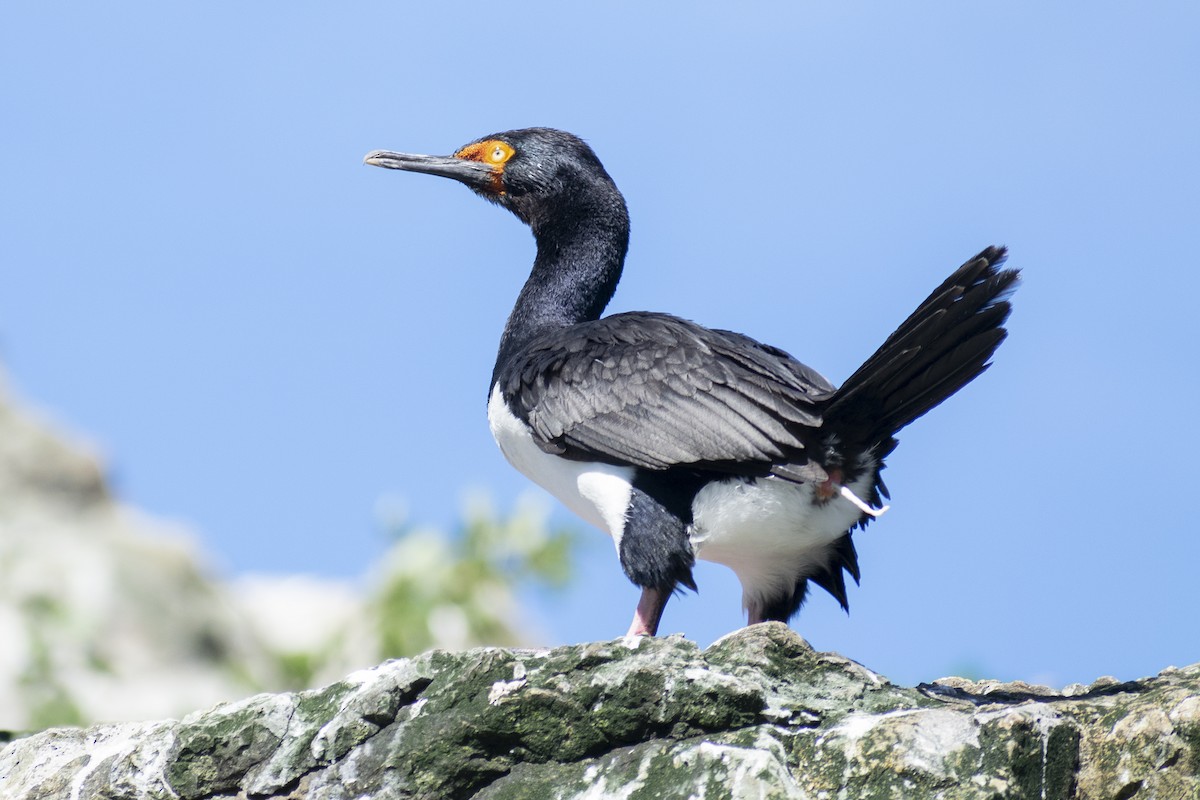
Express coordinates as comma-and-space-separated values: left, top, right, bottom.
455, 139, 515, 194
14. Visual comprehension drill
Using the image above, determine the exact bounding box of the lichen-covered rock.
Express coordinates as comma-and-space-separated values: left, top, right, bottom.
1, 624, 1197, 799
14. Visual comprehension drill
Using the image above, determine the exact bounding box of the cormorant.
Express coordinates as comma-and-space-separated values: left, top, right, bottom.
365, 127, 1018, 637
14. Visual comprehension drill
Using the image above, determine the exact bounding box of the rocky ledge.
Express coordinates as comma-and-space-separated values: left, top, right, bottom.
2, 624, 1197, 799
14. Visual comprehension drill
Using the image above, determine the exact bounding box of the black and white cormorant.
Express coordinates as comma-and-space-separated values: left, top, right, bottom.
365, 128, 1018, 638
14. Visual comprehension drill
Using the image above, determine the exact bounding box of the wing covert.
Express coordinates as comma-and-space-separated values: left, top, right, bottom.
495, 312, 836, 471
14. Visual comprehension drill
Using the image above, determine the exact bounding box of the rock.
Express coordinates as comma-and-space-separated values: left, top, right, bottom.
0, 377, 285, 730
0, 379, 108, 514
2, 624, 1197, 799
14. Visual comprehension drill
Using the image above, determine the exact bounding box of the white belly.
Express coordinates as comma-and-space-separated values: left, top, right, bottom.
487, 386, 634, 546
690, 470, 873, 610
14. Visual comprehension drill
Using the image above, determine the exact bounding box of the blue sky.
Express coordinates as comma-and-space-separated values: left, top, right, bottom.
3, 2, 1198, 687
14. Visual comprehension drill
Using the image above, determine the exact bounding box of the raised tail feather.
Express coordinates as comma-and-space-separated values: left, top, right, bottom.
825, 246, 1019, 452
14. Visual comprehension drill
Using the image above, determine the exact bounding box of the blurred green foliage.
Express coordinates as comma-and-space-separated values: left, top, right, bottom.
371, 494, 577, 658
19, 595, 85, 730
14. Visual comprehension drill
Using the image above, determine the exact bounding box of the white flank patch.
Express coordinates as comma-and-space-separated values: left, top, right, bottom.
690, 468, 875, 611
487, 385, 634, 548
489, 384, 883, 612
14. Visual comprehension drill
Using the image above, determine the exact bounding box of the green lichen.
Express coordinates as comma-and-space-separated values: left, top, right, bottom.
1043, 723, 1081, 800
167, 702, 290, 797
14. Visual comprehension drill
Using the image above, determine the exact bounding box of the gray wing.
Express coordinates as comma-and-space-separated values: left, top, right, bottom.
495, 312, 836, 471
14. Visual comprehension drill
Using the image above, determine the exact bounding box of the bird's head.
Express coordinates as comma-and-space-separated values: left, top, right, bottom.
365, 128, 624, 231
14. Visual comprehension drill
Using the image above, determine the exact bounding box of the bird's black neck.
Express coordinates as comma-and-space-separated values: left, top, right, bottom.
493, 187, 629, 381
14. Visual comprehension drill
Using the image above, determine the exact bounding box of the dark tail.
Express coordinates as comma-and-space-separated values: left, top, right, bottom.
824, 246, 1019, 454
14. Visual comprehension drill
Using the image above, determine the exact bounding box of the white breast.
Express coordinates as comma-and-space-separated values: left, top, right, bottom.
689, 469, 874, 611
487, 385, 635, 547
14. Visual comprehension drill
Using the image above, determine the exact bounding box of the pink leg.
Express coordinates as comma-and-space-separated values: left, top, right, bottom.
625, 586, 670, 637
